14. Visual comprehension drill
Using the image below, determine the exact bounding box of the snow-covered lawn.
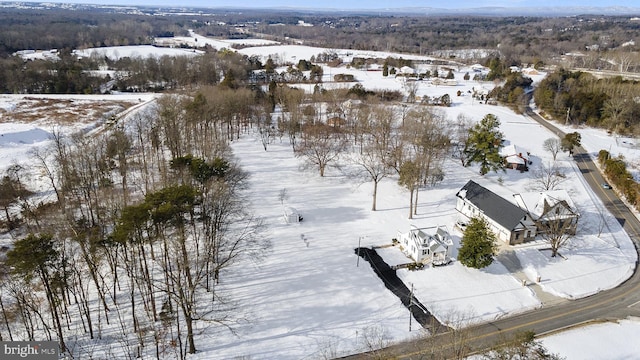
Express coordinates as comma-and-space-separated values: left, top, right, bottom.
203, 107, 636, 356
541, 318, 640, 359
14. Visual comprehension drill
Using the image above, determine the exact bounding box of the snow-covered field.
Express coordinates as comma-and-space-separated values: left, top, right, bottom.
73, 45, 204, 60
3, 39, 640, 358
154, 29, 281, 50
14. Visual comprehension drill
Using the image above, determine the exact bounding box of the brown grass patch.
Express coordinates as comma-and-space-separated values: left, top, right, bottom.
0, 98, 138, 126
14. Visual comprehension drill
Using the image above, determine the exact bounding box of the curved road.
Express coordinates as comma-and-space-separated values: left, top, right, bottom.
341, 110, 640, 359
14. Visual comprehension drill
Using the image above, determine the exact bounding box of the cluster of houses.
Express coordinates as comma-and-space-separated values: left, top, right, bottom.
397, 180, 579, 266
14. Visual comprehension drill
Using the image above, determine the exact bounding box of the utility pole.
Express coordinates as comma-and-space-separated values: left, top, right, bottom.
356, 236, 362, 267
409, 283, 414, 332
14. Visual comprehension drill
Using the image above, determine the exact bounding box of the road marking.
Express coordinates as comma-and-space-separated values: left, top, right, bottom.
628, 300, 640, 308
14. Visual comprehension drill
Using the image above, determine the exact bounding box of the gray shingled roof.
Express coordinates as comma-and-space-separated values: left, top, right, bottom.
457, 180, 526, 230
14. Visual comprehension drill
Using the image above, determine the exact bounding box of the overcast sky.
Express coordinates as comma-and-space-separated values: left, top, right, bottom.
2, 0, 636, 9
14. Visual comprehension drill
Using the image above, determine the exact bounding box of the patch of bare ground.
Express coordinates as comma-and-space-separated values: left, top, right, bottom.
0, 98, 137, 126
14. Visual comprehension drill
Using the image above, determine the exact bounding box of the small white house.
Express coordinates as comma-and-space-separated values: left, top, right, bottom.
397, 225, 453, 265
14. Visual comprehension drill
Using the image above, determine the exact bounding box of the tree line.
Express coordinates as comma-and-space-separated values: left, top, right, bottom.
246, 14, 640, 68
0, 8, 188, 57
4, 6, 640, 75
0, 48, 262, 94
534, 69, 640, 135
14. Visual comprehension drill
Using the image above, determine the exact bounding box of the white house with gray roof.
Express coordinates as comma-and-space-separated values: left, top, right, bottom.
455, 180, 537, 245
397, 225, 453, 265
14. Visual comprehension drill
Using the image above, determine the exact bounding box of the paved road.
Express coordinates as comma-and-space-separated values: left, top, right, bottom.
525, 108, 640, 245
340, 110, 640, 359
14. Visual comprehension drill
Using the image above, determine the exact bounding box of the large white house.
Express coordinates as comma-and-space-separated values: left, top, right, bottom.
397, 225, 453, 265
456, 180, 537, 245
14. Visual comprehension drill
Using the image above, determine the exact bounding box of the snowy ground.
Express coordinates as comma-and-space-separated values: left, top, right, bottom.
73, 45, 204, 60
540, 318, 640, 359
2, 40, 640, 358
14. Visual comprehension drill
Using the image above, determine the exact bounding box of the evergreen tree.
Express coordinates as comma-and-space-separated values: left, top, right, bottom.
458, 217, 498, 269
463, 113, 505, 175
561, 132, 581, 155
440, 93, 451, 107
297, 59, 311, 71
309, 64, 323, 82
6, 233, 67, 352
264, 57, 276, 74
220, 70, 237, 89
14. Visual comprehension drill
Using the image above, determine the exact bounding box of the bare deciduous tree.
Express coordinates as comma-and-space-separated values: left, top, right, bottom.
352, 143, 394, 211
602, 96, 631, 135
537, 203, 578, 257
530, 162, 567, 191
483, 330, 564, 359
357, 325, 391, 360
350, 104, 395, 211
399, 160, 421, 219
542, 137, 561, 161
403, 80, 419, 103
405, 107, 450, 215
295, 123, 348, 177
451, 114, 473, 166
